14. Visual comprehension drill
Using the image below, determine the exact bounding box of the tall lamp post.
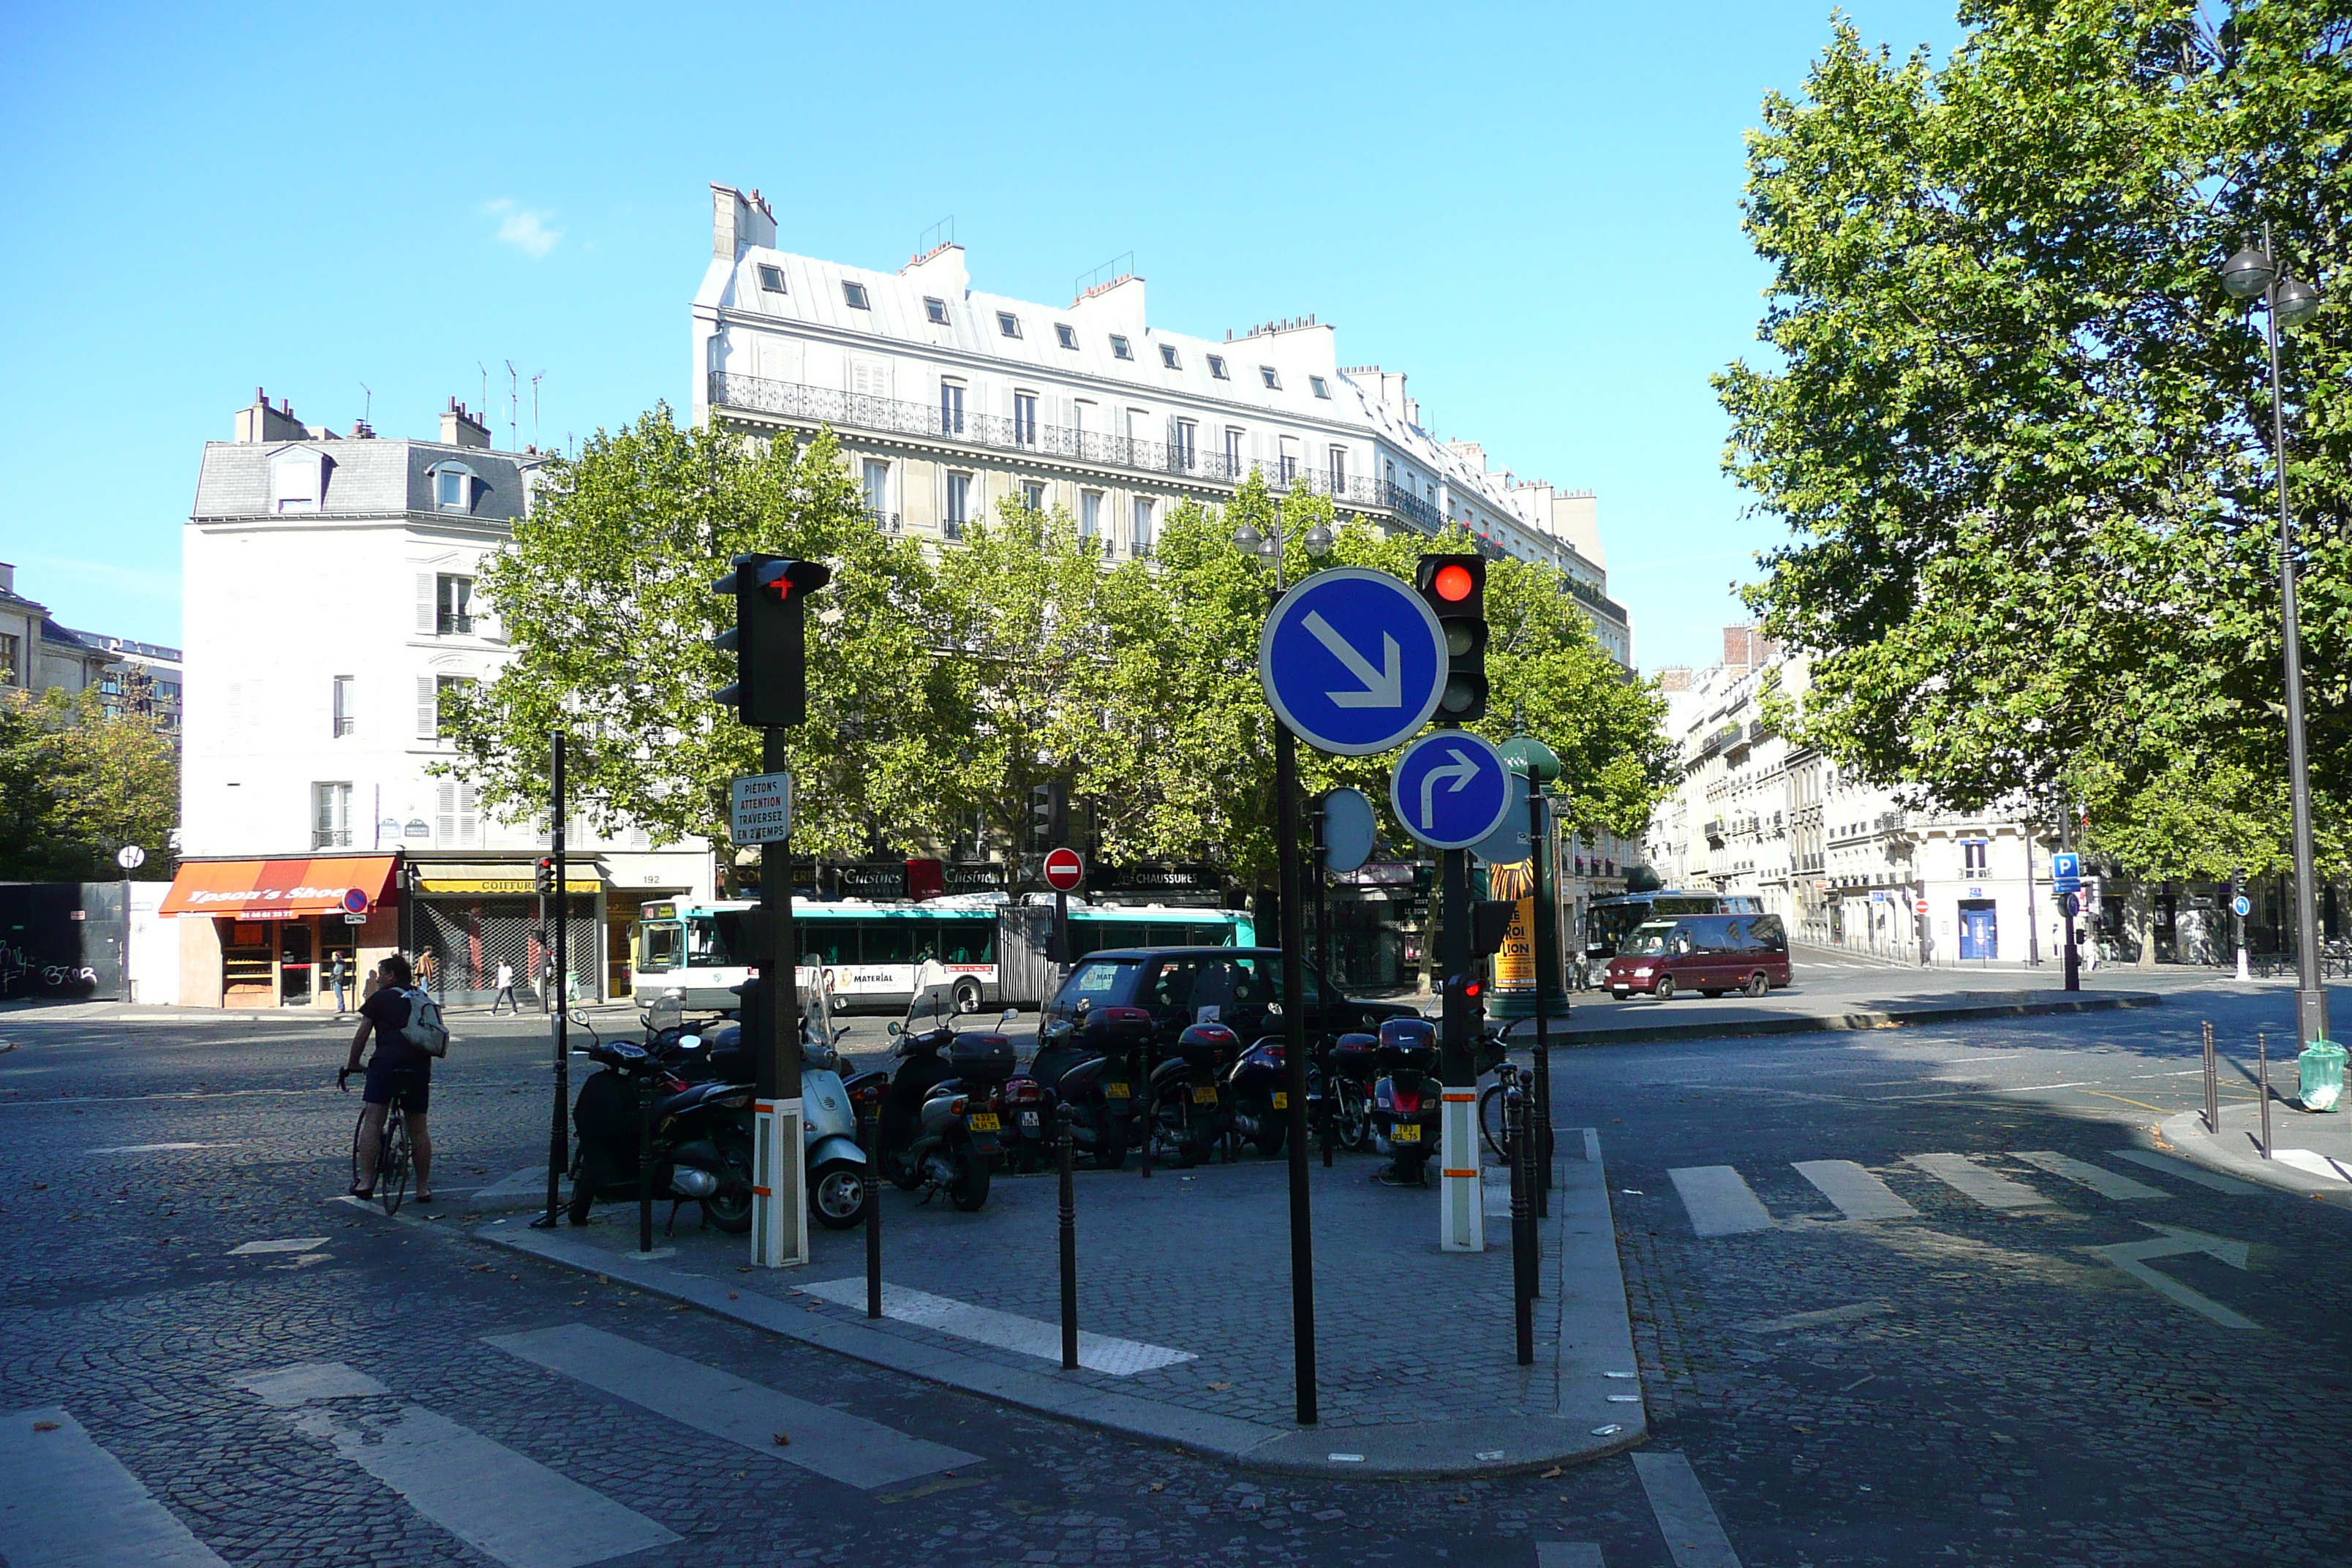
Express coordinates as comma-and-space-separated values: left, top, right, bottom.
2220, 229, 2331, 1049
1231, 510, 1333, 1427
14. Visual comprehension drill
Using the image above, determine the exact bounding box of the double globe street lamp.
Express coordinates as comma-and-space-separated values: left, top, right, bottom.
2219, 228, 2329, 1048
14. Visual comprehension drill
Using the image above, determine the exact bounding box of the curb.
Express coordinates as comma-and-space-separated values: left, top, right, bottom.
1553, 990, 2161, 1047
2152, 1108, 2352, 1210
459, 1142, 1648, 1480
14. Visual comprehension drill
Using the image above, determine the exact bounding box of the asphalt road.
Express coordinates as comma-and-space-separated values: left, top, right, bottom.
0, 973, 2345, 1566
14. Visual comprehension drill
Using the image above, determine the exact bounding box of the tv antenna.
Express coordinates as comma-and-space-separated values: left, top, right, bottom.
505, 360, 519, 451
530, 371, 546, 448
358, 381, 372, 425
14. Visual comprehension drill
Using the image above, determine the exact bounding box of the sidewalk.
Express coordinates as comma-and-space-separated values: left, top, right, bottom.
2157, 1093, 2352, 1212
461, 1131, 1644, 1480
1550, 986, 2161, 1046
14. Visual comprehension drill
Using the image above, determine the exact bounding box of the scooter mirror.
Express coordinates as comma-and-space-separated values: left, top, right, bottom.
677, 1034, 703, 1052
887, 1020, 902, 1036
999, 1008, 1019, 1026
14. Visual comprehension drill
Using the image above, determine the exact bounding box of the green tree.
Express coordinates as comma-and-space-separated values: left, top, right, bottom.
0, 674, 178, 881
1719, 1, 2352, 882
444, 409, 959, 861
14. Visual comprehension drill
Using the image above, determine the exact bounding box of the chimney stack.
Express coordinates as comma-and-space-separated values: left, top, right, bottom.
441, 398, 491, 449
233, 387, 309, 443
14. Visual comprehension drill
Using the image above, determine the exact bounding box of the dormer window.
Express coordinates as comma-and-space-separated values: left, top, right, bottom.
1309, 375, 1331, 399
1159, 344, 1182, 370
755, 264, 788, 294
924, 296, 949, 325
429, 461, 478, 513
842, 280, 870, 309
270, 448, 326, 513
1055, 324, 1078, 350
997, 312, 1022, 339
1259, 366, 1281, 391
1207, 354, 1228, 380
1109, 335, 1134, 361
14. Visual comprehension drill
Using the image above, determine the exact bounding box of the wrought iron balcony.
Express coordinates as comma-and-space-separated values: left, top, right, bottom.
863, 508, 902, 533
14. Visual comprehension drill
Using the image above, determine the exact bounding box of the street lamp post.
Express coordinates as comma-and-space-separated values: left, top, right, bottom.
2220, 227, 2331, 1049
1231, 512, 1333, 1427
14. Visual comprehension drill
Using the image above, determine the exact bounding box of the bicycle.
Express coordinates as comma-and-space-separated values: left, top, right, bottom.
342, 1068, 418, 1215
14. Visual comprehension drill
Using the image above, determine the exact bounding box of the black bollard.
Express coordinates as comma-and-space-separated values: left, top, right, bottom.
860, 1098, 882, 1319
2203, 1020, 2218, 1135
637, 1068, 655, 1256
1058, 1104, 1079, 1371
2258, 1032, 2272, 1160
1509, 1069, 1534, 1365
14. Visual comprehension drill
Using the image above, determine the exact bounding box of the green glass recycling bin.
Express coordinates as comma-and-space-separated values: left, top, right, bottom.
2297, 1041, 2346, 1112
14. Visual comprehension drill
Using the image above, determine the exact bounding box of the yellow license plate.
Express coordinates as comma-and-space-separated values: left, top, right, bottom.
1104, 1082, 1131, 1099
967, 1112, 1000, 1131
1392, 1123, 1422, 1142
1272, 1092, 1289, 1109
1191, 1086, 1219, 1104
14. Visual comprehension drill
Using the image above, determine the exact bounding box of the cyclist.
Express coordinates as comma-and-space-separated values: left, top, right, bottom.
339, 954, 436, 1202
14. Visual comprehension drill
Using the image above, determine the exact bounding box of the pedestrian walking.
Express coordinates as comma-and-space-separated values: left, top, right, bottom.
330, 954, 350, 1014
490, 960, 520, 1014
339, 955, 437, 1203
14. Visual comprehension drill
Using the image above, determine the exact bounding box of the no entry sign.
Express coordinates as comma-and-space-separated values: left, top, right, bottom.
1044, 848, 1085, 892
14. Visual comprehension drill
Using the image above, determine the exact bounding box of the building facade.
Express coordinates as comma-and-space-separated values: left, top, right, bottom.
1646, 630, 2067, 967
0, 565, 118, 699
165, 391, 715, 1009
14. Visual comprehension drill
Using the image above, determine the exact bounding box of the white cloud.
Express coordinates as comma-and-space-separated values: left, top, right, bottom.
481, 198, 562, 258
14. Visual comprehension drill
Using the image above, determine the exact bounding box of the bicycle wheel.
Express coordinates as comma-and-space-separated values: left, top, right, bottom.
1478, 1082, 1514, 1164
379, 1113, 412, 1215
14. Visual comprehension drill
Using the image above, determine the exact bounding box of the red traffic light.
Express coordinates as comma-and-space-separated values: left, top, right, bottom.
1432, 563, 1475, 602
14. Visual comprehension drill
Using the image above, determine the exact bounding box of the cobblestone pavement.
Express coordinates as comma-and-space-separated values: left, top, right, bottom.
6, 982, 2345, 1565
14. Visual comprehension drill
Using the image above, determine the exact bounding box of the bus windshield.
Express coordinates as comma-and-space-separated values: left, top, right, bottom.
637, 920, 684, 973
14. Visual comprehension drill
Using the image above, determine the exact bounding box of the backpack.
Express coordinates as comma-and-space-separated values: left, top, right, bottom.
399, 987, 451, 1058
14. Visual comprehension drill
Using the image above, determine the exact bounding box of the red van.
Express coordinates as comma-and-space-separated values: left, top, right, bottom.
1605, 913, 1791, 1000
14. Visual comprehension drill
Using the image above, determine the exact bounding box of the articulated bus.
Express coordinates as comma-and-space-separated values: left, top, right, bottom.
1586, 890, 1765, 957
633, 897, 1254, 1013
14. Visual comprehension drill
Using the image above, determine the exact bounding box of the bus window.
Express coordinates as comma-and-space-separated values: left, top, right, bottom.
862, 920, 915, 964
638, 921, 683, 973
938, 921, 995, 964
685, 914, 744, 967
805, 924, 853, 965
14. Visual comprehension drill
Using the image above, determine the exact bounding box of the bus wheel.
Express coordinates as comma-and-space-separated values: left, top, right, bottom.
954, 980, 980, 1014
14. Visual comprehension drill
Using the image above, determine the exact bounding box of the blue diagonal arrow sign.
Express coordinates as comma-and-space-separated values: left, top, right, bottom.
1258, 567, 1448, 755
1390, 731, 1513, 851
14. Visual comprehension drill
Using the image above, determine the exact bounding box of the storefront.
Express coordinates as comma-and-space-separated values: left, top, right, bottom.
408, 861, 605, 1008
160, 855, 401, 1009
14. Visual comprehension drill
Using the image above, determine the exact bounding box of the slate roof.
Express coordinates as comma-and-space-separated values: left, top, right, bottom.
190, 438, 536, 524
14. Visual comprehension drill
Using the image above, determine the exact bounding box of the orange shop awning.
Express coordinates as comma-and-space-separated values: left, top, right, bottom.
158, 856, 399, 921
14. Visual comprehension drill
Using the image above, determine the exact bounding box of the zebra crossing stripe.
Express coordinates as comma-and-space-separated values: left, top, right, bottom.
1537, 1544, 1607, 1567
487, 1324, 976, 1490
1792, 1160, 1917, 1221
1903, 1153, 2055, 1210
1632, 1450, 1745, 1567
0, 1406, 230, 1567
1667, 1166, 1773, 1237
2109, 1148, 2263, 1196
2010, 1150, 2166, 1201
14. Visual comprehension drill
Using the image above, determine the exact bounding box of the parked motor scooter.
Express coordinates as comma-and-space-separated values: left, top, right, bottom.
1146, 1021, 1240, 1167
1001, 998, 1147, 1172
1322, 1030, 1381, 1152
842, 961, 1006, 1210
1366, 1015, 1444, 1186
565, 1039, 757, 1231
1224, 1033, 1292, 1157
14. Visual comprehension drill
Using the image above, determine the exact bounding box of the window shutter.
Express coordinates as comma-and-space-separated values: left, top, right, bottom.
459, 783, 479, 847
435, 783, 456, 843
416, 676, 437, 739
417, 574, 437, 633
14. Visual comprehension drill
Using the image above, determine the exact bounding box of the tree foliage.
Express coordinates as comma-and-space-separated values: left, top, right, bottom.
0, 675, 178, 881
1721, 1, 2352, 881
448, 414, 1673, 886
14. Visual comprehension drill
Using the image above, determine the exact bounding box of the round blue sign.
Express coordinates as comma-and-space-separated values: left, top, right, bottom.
1390, 731, 1514, 851
1258, 568, 1448, 755
2233, 894, 2250, 918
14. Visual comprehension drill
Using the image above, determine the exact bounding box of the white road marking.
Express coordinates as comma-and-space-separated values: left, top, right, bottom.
796, 1278, 1196, 1375
1537, 1544, 1607, 1567
1733, 1300, 1893, 1335
2272, 1149, 2352, 1183
1632, 1450, 1744, 1567
2109, 1148, 2263, 1195
2010, 1150, 2165, 1201
487, 1324, 975, 1489
1667, 1166, 1773, 1237
283, 1402, 677, 1568
1793, 1160, 1917, 1221
227, 1237, 330, 1256
1903, 1153, 2055, 1210
2090, 1225, 2257, 1330
84, 1142, 238, 1154
230, 1362, 386, 1406
0, 1406, 230, 1567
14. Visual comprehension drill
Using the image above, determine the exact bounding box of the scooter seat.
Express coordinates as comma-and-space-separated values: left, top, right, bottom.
653, 1080, 751, 1120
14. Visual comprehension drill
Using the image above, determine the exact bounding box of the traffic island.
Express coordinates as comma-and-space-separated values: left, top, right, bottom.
1556, 987, 2161, 1046
455, 1128, 1646, 1480
2154, 1099, 2352, 1210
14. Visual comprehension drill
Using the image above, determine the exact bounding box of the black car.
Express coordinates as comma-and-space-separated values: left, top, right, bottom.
1039, 946, 1420, 1059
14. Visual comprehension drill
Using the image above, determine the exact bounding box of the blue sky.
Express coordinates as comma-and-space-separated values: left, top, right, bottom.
0, 1, 1962, 671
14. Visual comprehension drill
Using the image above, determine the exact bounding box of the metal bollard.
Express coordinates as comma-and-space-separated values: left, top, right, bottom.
1058, 1103, 1079, 1371
2203, 1020, 2218, 1135
637, 1072, 656, 1256
859, 1099, 882, 1319
2258, 1032, 2272, 1160
1508, 1069, 1534, 1366
1134, 1041, 1153, 1181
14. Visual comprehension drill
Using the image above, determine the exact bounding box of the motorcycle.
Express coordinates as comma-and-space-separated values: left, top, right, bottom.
565, 1038, 757, 1232
1000, 998, 1147, 1172
1366, 1015, 1444, 1186
842, 962, 1006, 1211
1224, 1033, 1292, 1158
1146, 1020, 1240, 1167
1322, 1030, 1382, 1152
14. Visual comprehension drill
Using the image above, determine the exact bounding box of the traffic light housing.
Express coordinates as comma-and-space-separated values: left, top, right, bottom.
1029, 780, 1068, 851
532, 856, 555, 897
712, 553, 833, 727
1416, 554, 1488, 724
1469, 898, 1515, 957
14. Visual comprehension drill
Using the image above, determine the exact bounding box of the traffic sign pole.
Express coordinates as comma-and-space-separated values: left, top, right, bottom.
535, 731, 570, 1232
1439, 845, 1482, 1254
753, 725, 808, 1271
1275, 716, 1318, 1426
